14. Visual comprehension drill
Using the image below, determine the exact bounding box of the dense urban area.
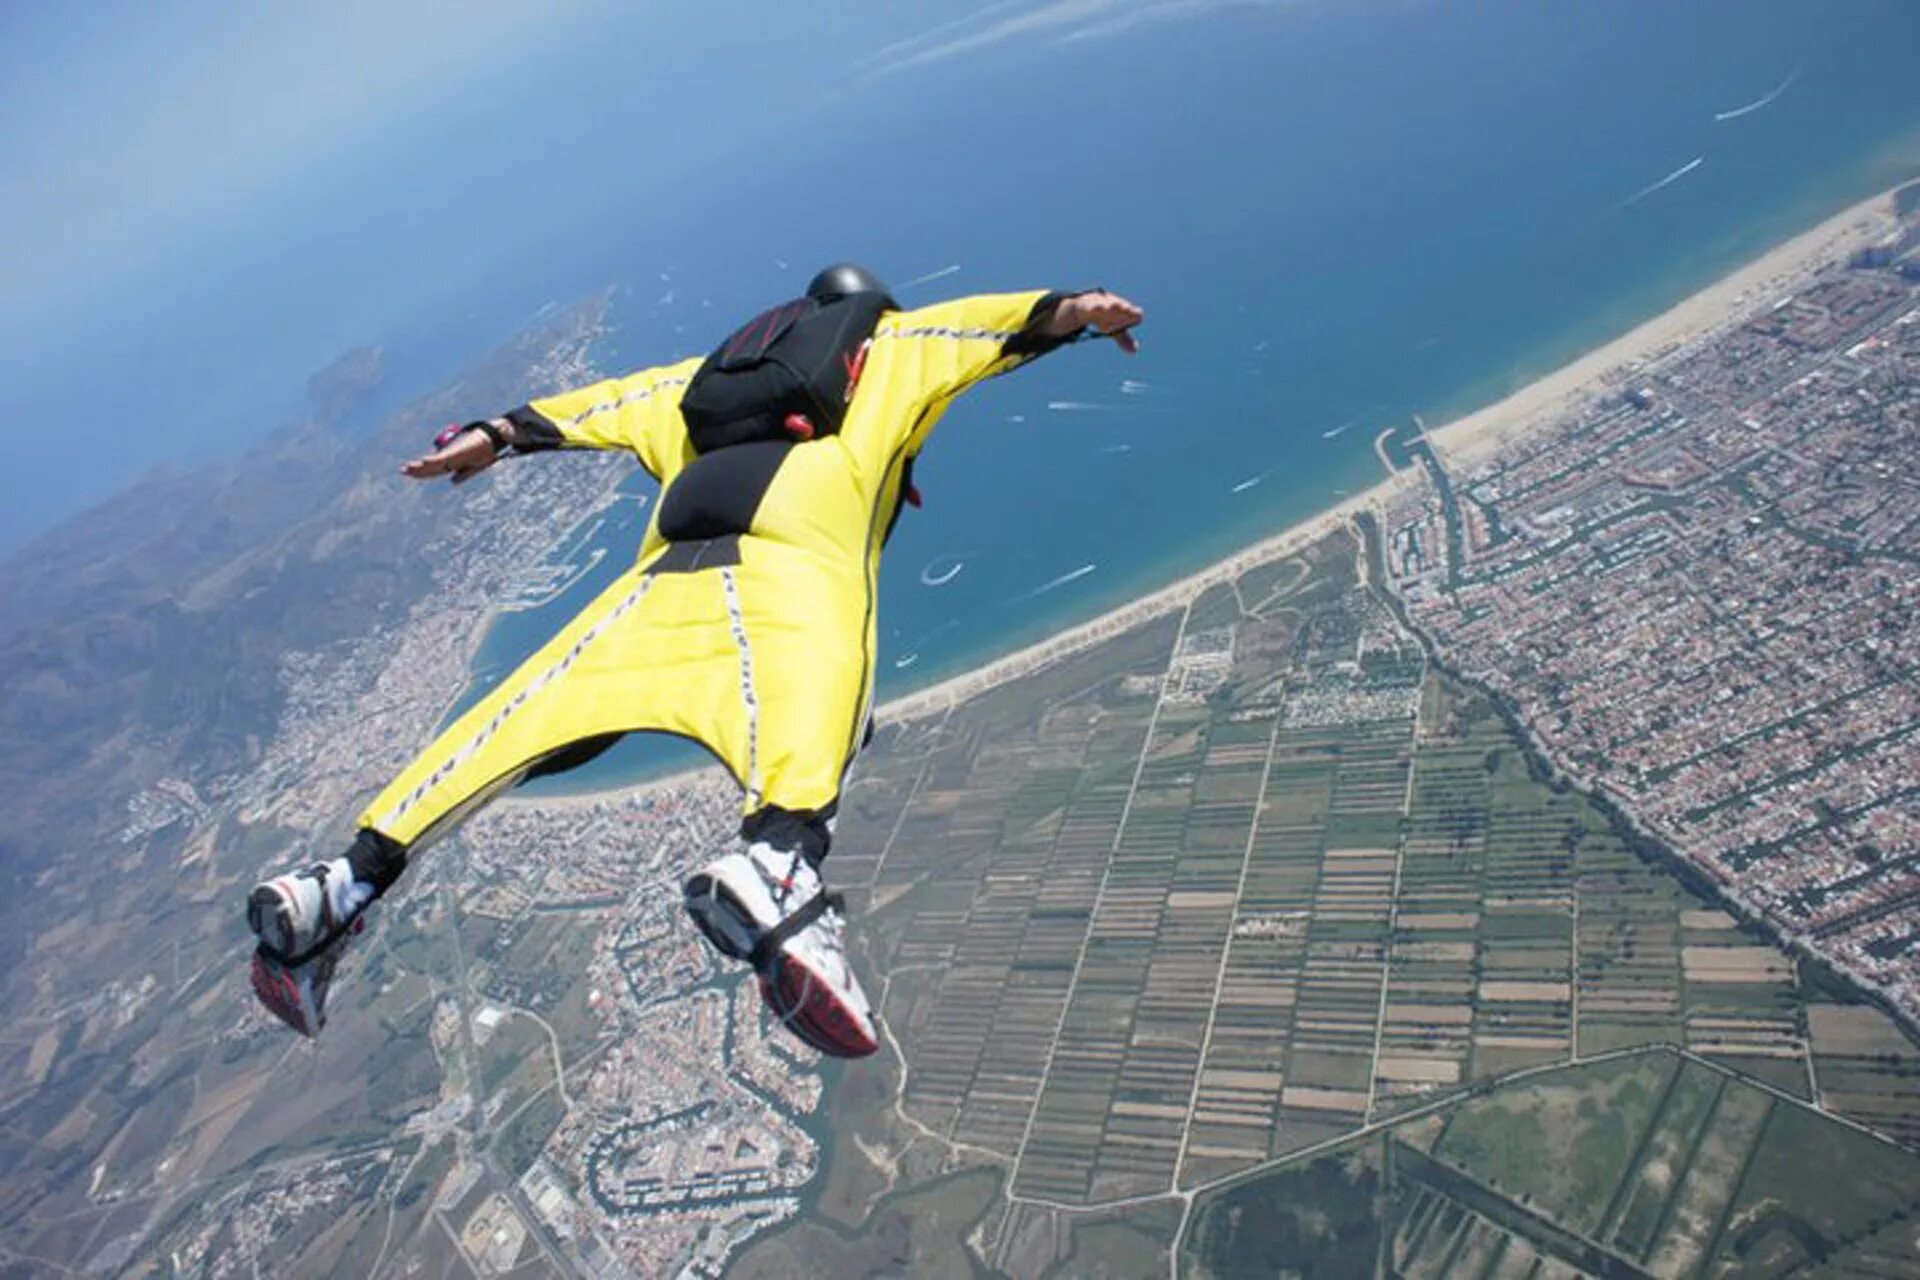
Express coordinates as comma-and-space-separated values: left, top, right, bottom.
1383, 197, 1920, 1026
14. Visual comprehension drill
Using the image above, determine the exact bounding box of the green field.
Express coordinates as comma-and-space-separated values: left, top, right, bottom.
1180, 1048, 1920, 1279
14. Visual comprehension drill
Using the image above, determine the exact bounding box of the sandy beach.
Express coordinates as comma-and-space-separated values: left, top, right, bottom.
505, 181, 1908, 810
1426, 187, 1901, 469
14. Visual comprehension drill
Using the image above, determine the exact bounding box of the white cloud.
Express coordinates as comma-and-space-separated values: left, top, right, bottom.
846, 0, 1031, 76
861, 0, 1288, 77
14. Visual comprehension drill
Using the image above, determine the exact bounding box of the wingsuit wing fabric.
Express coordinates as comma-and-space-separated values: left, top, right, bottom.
358, 291, 1059, 852
503, 356, 706, 482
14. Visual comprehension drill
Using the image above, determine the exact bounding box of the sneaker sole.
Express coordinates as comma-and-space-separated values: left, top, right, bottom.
248, 881, 298, 957
250, 948, 317, 1037
765, 948, 878, 1059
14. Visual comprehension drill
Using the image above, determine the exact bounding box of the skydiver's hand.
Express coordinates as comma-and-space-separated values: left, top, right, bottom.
1051, 291, 1144, 353
401, 425, 501, 485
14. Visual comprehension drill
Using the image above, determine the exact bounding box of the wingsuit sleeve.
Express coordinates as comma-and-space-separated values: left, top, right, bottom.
501, 355, 705, 484
836, 290, 1082, 479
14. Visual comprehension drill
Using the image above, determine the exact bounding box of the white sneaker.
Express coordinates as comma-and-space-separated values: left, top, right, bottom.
246, 858, 375, 1037
684, 843, 878, 1058
249, 857, 374, 959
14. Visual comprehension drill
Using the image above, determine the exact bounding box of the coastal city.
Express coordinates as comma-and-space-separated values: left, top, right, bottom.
1382, 183, 1920, 1020
78, 183, 1917, 1278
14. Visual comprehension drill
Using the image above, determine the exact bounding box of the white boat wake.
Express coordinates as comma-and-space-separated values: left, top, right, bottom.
1017, 562, 1097, 600
903, 263, 962, 288
1618, 155, 1704, 210
1231, 471, 1269, 494
1048, 400, 1123, 412
1120, 379, 1155, 395
1101, 443, 1134, 454
1715, 66, 1800, 122
894, 651, 920, 670
919, 556, 966, 587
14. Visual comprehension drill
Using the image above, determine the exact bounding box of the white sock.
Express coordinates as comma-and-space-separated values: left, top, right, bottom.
322, 856, 376, 920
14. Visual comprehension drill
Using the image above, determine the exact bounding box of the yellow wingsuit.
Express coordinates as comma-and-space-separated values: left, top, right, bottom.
358, 290, 1061, 852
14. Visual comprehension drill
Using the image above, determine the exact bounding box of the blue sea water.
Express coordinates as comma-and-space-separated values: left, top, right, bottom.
204, 3, 1920, 790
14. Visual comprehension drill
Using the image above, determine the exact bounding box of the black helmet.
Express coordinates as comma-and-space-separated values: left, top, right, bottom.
807, 262, 896, 309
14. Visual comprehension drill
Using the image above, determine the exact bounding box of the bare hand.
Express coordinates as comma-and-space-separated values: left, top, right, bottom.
1052, 290, 1144, 353
402, 428, 497, 485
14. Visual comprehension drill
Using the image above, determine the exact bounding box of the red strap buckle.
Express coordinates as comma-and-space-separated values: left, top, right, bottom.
784, 413, 816, 441
842, 340, 871, 399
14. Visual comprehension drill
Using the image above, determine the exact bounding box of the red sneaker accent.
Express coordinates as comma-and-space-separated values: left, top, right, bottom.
763, 955, 877, 1059
250, 951, 314, 1037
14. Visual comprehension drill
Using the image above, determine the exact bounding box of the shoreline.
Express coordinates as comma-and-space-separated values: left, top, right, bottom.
872, 479, 1407, 724
1426, 186, 1901, 470
499, 179, 1908, 813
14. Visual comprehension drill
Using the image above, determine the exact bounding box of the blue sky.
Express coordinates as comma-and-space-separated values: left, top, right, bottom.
0, 0, 1273, 553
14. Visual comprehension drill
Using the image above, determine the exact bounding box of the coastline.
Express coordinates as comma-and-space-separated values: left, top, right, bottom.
873, 479, 1408, 725
856, 180, 1904, 727
1426, 186, 1901, 470
499, 180, 1907, 813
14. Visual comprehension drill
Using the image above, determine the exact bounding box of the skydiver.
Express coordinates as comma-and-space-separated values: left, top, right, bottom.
246, 265, 1144, 1058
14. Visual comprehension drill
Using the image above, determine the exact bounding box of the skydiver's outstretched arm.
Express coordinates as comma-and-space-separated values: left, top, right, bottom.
397, 294, 1143, 486
400, 420, 516, 484
400, 355, 708, 488
835, 287, 1145, 481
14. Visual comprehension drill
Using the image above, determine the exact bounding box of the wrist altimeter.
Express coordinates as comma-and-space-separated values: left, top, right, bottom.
432, 419, 512, 454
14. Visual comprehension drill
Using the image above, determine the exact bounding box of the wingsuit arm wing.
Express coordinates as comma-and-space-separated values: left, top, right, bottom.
501, 355, 705, 484
837, 290, 1082, 475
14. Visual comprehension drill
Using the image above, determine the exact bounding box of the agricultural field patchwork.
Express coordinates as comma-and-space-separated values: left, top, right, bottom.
744, 524, 1920, 1277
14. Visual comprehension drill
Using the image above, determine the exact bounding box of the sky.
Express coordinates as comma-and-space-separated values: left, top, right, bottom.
3, 0, 1915, 562
0, 0, 1274, 553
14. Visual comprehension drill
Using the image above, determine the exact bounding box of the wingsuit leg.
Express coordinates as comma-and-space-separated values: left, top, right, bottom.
247, 531, 876, 1050
683, 710, 880, 1059
249, 737, 633, 1038
246, 827, 408, 1037
244, 551, 744, 1037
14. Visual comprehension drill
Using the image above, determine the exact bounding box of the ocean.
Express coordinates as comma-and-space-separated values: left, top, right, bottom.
428, 0, 1920, 792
